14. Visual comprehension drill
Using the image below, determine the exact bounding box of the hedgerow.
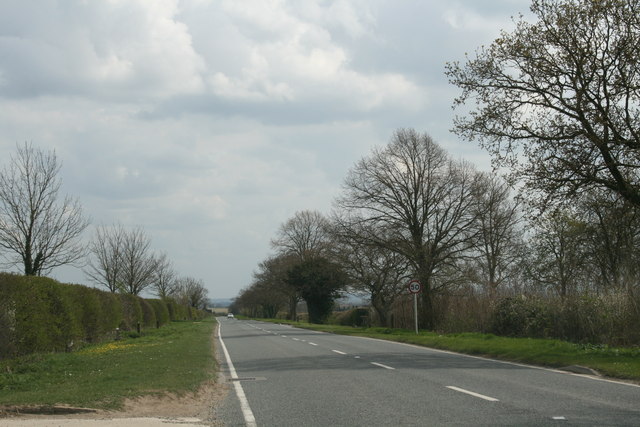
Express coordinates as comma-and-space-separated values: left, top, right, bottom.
0, 272, 208, 359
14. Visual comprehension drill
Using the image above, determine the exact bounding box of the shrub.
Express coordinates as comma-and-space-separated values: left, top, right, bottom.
0, 274, 82, 357
139, 297, 157, 328
335, 308, 370, 327
148, 299, 170, 326
490, 296, 552, 338
119, 293, 143, 331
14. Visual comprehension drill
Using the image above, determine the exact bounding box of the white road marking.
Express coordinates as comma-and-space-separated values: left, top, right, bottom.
354, 356, 361, 359
292, 338, 300, 341
218, 323, 257, 427
371, 362, 395, 370
309, 342, 318, 346
332, 350, 347, 355
446, 386, 499, 402
552, 416, 567, 420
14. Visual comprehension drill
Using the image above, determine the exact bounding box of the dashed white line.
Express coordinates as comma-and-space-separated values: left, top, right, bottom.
371, 362, 395, 370
446, 386, 499, 402
552, 416, 567, 420
309, 342, 318, 346
332, 350, 347, 355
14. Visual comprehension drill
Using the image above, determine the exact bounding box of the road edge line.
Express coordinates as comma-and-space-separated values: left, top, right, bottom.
218, 323, 257, 427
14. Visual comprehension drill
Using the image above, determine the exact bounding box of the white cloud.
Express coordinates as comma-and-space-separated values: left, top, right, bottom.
0, 0, 527, 298
0, 0, 205, 99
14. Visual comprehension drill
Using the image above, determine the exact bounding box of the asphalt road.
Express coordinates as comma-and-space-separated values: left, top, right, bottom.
216, 318, 640, 426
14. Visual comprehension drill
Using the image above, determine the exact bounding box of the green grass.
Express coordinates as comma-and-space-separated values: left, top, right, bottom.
263, 320, 640, 381
0, 319, 217, 410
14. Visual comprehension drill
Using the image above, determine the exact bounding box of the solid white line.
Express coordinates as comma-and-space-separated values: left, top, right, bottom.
309, 342, 318, 346
371, 362, 395, 370
218, 323, 257, 427
446, 386, 499, 402
332, 350, 347, 355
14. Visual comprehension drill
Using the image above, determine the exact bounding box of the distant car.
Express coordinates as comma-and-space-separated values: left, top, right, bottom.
227, 313, 234, 319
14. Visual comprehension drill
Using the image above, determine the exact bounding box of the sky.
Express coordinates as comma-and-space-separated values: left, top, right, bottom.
0, 0, 531, 299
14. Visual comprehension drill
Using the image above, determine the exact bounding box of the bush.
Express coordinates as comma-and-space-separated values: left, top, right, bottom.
139, 297, 157, 328
148, 299, 170, 326
490, 296, 552, 338
335, 308, 370, 327
0, 273, 210, 359
64, 284, 103, 343
118, 293, 143, 331
0, 274, 82, 357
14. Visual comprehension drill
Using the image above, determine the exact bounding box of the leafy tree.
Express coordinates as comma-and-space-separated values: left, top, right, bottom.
271, 210, 331, 319
286, 257, 347, 324
0, 143, 89, 275
447, 0, 640, 209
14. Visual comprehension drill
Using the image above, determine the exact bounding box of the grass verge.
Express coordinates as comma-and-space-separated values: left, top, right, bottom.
263, 320, 640, 381
0, 318, 217, 410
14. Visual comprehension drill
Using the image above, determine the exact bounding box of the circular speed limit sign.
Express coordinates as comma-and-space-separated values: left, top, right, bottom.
407, 279, 422, 294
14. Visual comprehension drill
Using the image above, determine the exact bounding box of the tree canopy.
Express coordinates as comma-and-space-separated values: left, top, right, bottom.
446, 0, 640, 209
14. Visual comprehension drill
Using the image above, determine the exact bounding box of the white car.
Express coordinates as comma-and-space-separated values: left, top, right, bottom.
227, 313, 234, 319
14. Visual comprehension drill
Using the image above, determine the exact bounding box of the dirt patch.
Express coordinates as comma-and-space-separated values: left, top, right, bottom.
0, 380, 230, 424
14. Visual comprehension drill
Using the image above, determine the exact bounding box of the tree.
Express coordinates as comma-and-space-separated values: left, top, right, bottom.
173, 276, 208, 310
152, 251, 177, 299
271, 210, 332, 319
271, 210, 331, 261
119, 226, 157, 295
529, 209, 587, 299
85, 223, 126, 292
0, 143, 89, 275
580, 193, 640, 292
336, 128, 480, 329
470, 173, 523, 300
330, 220, 410, 326
447, 0, 640, 209
286, 257, 347, 324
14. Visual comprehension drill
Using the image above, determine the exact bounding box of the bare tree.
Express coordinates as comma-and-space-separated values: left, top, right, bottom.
447, 0, 640, 209
174, 276, 209, 309
271, 210, 331, 261
529, 209, 587, 299
119, 226, 157, 295
335, 128, 480, 329
470, 173, 523, 300
152, 251, 177, 298
85, 223, 126, 292
330, 219, 410, 326
0, 143, 89, 275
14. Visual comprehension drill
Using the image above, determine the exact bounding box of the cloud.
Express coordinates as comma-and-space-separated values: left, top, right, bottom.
0, 0, 528, 298
0, 0, 205, 99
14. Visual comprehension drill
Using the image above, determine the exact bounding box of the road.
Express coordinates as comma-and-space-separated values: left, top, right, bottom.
216, 318, 640, 426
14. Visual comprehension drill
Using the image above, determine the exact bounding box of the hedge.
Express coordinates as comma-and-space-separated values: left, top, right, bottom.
0, 273, 208, 359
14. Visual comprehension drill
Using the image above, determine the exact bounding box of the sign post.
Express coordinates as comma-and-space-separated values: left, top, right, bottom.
407, 279, 422, 335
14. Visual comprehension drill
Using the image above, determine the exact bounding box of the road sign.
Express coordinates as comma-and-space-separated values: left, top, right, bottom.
408, 279, 422, 294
